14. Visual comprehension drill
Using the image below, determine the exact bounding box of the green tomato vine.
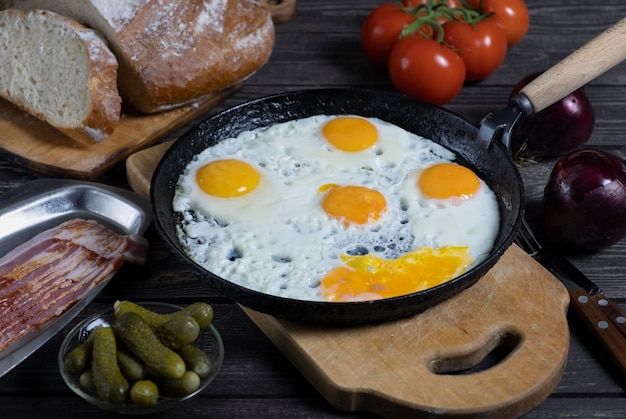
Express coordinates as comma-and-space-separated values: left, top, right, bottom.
399, 0, 492, 43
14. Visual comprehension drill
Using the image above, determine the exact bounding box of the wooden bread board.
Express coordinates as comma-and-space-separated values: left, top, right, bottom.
260, 0, 297, 23
0, 0, 296, 181
0, 87, 239, 180
126, 140, 571, 418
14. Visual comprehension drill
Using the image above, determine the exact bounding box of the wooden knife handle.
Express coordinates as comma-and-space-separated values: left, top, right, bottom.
569, 287, 626, 378
590, 293, 626, 340
520, 16, 626, 113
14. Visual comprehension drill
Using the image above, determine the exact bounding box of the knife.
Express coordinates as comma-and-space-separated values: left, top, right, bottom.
517, 219, 626, 379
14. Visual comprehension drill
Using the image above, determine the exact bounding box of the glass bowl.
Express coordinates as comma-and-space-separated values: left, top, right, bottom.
58, 302, 224, 414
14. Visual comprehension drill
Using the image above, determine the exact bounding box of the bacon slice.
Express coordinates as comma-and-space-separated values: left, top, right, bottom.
0, 218, 149, 352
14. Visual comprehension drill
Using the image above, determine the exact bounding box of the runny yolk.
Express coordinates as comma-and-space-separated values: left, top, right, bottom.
321, 185, 387, 226
321, 117, 378, 152
196, 159, 260, 197
418, 162, 481, 201
321, 246, 473, 302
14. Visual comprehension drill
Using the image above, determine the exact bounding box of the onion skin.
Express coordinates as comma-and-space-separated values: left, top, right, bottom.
509, 72, 595, 159
544, 147, 626, 250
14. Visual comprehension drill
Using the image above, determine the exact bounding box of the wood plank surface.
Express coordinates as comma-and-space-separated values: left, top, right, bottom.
1, 0, 626, 418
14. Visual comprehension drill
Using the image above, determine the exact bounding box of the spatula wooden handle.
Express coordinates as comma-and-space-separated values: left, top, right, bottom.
520, 16, 626, 113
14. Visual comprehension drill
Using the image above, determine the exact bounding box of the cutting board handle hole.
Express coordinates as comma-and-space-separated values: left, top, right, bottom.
428, 330, 522, 375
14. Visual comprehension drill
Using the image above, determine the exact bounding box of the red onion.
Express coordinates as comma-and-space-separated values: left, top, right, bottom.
543, 147, 626, 250
509, 72, 595, 159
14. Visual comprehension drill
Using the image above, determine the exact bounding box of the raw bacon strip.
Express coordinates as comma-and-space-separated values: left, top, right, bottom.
0, 218, 148, 352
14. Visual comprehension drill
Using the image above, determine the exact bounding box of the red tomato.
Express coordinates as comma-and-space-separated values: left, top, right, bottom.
388, 36, 466, 105
442, 19, 508, 80
467, 0, 529, 45
360, 4, 416, 66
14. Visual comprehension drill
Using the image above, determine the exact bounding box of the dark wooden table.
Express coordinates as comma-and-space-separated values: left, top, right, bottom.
2, 0, 626, 417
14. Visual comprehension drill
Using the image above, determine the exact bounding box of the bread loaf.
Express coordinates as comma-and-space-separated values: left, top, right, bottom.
2, 0, 275, 113
0, 9, 121, 143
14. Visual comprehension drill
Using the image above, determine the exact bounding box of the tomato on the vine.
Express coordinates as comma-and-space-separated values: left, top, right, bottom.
361, 0, 525, 104
466, 0, 529, 45
401, 0, 463, 24
388, 35, 466, 105
401, 0, 462, 10
442, 19, 508, 80
360, 4, 417, 67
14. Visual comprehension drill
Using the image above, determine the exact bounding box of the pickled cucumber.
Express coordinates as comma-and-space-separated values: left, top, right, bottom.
157, 370, 201, 397
179, 344, 212, 379
114, 312, 186, 379
129, 380, 159, 407
79, 369, 95, 390
117, 348, 147, 382
179, 302, 213, 329
91, 326, 129, 404
154, 315, 200, 351
64, 332, 94, 375
113, 300, 213, 329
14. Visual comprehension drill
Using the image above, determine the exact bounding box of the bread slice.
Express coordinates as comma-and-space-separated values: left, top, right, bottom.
0, 9, 121, 143
2, 0, 275, 113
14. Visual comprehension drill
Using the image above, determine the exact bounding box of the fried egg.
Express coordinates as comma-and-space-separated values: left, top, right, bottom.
175, 158, 281, 225
173, 115, 501, 302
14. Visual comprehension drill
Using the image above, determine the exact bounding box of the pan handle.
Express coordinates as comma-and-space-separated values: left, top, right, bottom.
517, 16, 626, 113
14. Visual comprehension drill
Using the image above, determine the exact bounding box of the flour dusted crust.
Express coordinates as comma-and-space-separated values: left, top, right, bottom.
2, 0, 275, 113
0, 9, 121, 143
115, 0, 275, 112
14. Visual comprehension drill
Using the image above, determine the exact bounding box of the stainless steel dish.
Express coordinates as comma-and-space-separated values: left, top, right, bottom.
0, 179, 152, 377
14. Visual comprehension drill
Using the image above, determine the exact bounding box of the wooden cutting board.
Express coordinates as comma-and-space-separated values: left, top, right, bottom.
126, 140, 571, 418
0, 0, 296, 181
260, 0, 297, 24
0, 87, 240, 180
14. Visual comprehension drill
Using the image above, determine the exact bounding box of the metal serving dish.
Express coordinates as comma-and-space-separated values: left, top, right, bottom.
0, 179, 152, 377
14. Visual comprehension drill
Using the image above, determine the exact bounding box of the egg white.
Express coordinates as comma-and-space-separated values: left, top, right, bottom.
173, 115, 501, 301
174, 157, 281, 225
399, 167, 501, 263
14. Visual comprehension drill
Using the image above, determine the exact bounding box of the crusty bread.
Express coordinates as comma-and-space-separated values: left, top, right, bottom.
0, 9, 121, 143
2, 0, 275, 113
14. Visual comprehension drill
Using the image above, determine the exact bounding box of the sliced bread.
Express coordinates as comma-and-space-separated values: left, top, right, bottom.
0, 9, 121, 143
2, 0, 275, 113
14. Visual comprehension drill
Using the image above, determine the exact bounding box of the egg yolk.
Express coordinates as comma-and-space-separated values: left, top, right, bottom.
321, 117, 378, 152
321, 246, 472, 302
418, 163, 481, 201
196, 159, 260, 197
321, 185, 387, 225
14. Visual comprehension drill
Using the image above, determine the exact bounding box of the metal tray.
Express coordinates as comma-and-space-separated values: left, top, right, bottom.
0, 179, 152, 377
